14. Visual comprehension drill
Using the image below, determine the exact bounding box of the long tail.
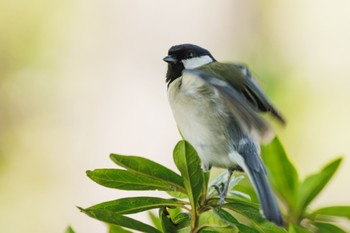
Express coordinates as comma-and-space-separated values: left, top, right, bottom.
249, 166, 283, 226
237, 141, 284, 226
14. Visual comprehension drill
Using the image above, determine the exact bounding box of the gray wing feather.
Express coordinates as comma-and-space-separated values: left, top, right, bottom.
234, 64, 286, 125
183, 69, 273, 142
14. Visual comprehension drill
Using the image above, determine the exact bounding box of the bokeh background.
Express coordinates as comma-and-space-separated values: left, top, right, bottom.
1, 1, 350, 232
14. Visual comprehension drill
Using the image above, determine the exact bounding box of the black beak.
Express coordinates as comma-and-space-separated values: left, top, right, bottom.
163, 55, 178, 64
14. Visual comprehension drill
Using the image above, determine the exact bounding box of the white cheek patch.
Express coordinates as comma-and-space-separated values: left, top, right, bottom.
182, 55, 214, 68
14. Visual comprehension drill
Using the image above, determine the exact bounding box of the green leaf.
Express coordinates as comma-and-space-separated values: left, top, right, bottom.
234, 223, 260, 233
253, 222, 287, 233
288, 224, 312, 233
159, 207, 191, 233
110, 154, 185, 193
261, 137, 299, 207
172, 212, 190, 224
64, 226, 75, 233
86, 196, 184, 215
214, 208, 259, 233
314, 222, 347, 233
198, 210, 239, 233
167, 190, 188, 199
223, 200, 287, 233
108, 224, 133, 233
86, 169, 175, 191
311, 206, 350, 219
80, 207, 161, 233
234, 176, 258, 203
173, 140, 203, 209
201, 226, 239, 233
148, 211, 162, 231
176, 226, 192, 233
297, 157, 342, 215
223, 199, 262, 221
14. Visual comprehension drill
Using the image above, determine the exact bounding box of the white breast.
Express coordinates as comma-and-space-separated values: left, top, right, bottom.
167, 73, 239, 169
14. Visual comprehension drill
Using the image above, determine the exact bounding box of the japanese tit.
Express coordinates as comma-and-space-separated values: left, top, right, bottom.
163, 43, 285, 226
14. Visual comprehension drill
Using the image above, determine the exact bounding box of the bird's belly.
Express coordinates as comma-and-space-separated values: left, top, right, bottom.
168, 78, 238, 169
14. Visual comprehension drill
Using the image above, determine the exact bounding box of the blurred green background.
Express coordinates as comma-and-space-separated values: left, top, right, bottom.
1, 1, 350, 232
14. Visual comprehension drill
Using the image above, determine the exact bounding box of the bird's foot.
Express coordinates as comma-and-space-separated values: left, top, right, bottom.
211, 182, 228, 206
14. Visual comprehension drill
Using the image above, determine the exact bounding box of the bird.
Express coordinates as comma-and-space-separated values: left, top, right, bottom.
163, 43, 285, 226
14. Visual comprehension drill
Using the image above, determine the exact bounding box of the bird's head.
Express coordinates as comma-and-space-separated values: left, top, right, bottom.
163, 44, 216, 84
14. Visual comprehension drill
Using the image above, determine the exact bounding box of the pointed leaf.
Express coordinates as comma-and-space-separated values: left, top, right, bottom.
261, 137, 299, 207
80, 207, 161, 233
110, 154, 185, 193
314, 222, 347, 233
64, 226, 75, 233
173, 140, 203, 209
311, 206, 350, 219
86, 197, 184, 215
86, 169, 174, 191
148, 211, 162, 231
108, 225, 133, 233
223, 200, 287, 233
297, 158, 342, 215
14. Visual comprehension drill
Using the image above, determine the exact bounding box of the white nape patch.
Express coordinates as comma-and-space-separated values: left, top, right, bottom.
182, 55, 213, 69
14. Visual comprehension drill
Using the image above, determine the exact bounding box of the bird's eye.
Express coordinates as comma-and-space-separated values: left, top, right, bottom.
187, 52, 194, 58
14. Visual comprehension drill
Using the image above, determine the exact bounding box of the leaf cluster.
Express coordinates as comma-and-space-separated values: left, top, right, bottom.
75, 138, 349, 232
261, 138, 349, 232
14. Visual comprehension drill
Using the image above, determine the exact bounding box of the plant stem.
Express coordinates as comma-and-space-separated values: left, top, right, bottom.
190, 209, 199, 232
